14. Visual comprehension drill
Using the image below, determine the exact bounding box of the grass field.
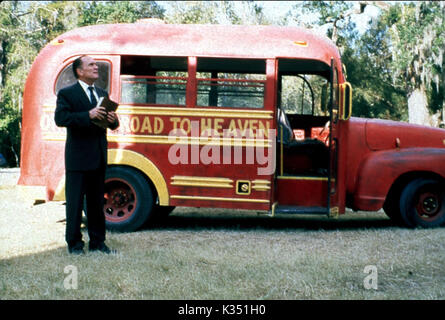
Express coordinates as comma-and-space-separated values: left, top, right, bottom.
1, 169, 445, 300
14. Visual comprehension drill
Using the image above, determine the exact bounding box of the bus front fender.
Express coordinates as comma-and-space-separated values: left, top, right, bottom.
353, 148, 445, 211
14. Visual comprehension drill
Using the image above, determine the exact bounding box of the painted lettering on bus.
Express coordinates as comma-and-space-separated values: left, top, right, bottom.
40, 112, 65, 134
41, 111, 271, 140
117, 115, 271, 138
121, 116, 164, 134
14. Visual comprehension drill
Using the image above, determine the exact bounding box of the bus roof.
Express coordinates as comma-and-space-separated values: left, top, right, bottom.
51, 23, 342, 67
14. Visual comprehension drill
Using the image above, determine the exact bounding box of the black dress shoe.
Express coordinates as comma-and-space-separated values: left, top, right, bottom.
89, 242, 117, 254
68, 243, 85, 255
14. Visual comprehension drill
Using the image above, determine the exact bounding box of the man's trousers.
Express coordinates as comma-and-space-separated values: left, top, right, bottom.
65, 165, 106, 247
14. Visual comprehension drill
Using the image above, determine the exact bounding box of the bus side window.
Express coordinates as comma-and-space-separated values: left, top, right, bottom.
196, 58, 266, 109
55, 61, 111, 94
120, 56, 188, 106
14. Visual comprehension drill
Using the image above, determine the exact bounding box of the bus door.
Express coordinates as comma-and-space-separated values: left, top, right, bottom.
327, 58, 340, 217
273, 59, 332, 214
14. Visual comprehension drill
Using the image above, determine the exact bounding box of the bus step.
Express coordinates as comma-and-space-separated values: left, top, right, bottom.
272, 205, 328, 215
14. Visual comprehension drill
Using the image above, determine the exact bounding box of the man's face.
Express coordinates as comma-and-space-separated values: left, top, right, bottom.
77, 56, 99, 84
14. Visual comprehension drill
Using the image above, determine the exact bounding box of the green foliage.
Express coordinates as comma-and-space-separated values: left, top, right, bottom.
342, 13, 408, 121
163, 1, 268, 25
293, 1, 358, 46
0, 1, 33, 166
165, 1, 220, 24
388, 2, 444, 90
385, 1, 444, 118
80, 1, 165, 25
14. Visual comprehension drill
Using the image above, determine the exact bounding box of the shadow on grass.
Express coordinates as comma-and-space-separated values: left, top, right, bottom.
141, 209, 398, 232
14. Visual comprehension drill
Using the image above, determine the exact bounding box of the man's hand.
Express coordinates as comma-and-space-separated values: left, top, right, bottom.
107, 111, 117, 124
89, 106, 107, 120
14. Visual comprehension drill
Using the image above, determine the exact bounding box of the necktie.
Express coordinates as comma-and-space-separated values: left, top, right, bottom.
88, 86, 97, 106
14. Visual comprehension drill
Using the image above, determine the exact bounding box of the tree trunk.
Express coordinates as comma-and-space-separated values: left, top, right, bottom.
408, 87, 432, 126
0, 40, 4, 102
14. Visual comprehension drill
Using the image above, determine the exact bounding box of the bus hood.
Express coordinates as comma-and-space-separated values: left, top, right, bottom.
365, 118, 445, 151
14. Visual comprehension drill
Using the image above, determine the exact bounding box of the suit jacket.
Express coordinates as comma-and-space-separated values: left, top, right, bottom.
55, 82, 119, 171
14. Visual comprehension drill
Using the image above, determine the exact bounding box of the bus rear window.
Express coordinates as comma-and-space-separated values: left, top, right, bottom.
120, 56, 188, 106
55, 60, 110, 94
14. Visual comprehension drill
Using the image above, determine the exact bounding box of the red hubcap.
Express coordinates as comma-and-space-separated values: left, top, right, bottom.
416, 191, 441, 221
104, 178, 137, 223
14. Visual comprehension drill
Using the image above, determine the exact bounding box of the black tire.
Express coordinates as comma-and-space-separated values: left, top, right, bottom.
399, 178, 445, 228
153, 194, 175, 219
103, 166, 154, 232
383, 195, 404, 226
142, 204, 175, 228
155, 205, 175, 218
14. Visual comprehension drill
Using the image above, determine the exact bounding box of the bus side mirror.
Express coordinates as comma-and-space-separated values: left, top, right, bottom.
340, 82, 352, 120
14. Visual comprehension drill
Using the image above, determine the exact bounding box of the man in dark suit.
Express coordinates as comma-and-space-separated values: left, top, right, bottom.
55, 55, 119, 254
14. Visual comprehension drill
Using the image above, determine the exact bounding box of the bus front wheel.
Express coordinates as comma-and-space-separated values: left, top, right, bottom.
103, 166, 154, 232
399, 178, 445, 228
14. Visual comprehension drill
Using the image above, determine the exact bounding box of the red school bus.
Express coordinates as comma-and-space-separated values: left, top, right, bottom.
19, 22, 445, 231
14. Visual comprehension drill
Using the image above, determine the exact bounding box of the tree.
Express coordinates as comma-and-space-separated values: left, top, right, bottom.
385, 1, 445, 126
343, 3, 408, 120
0, 1, 38, 166
163, 1, 270, 26
80, 1, 164, 25
290, 1, 357, 52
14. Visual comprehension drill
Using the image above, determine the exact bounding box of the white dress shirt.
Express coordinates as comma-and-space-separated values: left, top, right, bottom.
78, 80, 99, 105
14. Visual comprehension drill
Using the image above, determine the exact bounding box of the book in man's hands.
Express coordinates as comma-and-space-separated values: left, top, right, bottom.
92, 96, 119, 129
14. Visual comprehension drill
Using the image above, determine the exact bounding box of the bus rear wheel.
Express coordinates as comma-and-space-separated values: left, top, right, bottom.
399, 178, 445, 228
103, 166, 154, 232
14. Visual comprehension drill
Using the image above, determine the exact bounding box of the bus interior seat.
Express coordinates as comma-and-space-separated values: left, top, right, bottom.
277, 108, 329, 175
